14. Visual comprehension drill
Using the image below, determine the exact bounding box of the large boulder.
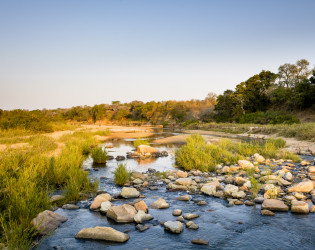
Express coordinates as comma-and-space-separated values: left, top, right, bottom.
150, 198, 170, 209
31, 210, 67, 235
238, 160, 254, 169
137, 145, 158, 154
90, 193, 112, 210
288, 181, 313, 193
164, 221, 184, 234
134, 210, 153, 224
291, 200, 309, 214
76, 226, 129, 242
175, 178, 192, 186
261, 199, 289, 211
201, 184, 216, 196
106, 204, 137, 223
120, 187, 140, 199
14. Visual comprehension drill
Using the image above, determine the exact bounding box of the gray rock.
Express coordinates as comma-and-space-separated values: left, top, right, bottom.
62, 204, 80, 210
254, 197, 265, 204
100, 201, 112, 214
76, 226, 129, 242
176, 216, 185, 222
31, 210, 67, 235
164, 221, 184, 234
136, 224, 150, 232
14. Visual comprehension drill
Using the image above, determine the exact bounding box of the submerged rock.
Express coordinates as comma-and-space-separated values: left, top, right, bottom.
31, 210, 67, 235
164, 221, 184, 234
136, 224, 150, 232
261, 210, 275, 216
191, 239, 209, 245
76, 226, 129, 242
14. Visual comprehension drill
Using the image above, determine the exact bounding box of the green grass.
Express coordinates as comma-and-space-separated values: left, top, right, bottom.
0, 131, 99, 248
175, 135, 300, 172
133, 138, 150, 148
113, 163, 130, 186
91, 146, 108, 164
187, 122, 315, 141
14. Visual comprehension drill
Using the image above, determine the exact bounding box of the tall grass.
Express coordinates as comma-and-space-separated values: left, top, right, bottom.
133, 137, 150, 148
113, 163, 130, 186
175, 135, 300, 172
91, 146, 108, 164
0, 131, 99, 248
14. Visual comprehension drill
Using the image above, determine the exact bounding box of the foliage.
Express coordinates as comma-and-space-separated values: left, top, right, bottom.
238, 111, 300, 125
133, 138, 150, 148
113, 163, 130, 186
91, 146, 108, 164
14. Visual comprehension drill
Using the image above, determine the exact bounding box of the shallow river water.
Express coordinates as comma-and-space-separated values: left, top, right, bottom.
39, 131, 315, 250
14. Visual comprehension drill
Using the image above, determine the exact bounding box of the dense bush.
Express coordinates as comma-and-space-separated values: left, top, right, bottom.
91, 146, 108, 164
113, 163, 129, 186
238, 111, 300, 125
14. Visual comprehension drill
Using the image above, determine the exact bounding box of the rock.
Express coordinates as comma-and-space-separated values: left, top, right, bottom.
137, 145, 158, 154
197, 200, 207, 205
238, 160, 254, 169
191, 239, 209, 245
201, 184, 217, 196
253, 153, 265, 163
136, 224, 150, 232
176, 195, 190, 201
261, 210, 275, 216
293, 192, 306, 200
176, 171, 188, 178
50, 195, 65, 203
224, 184, 239, 195
245, 201, 255, 206
120, 187, 140, 199
173, 209, 182, 216
254, 197, 265, 204
150, 198, 169, 209
261, 199, 289, 211
234, 200, 244, 205
312, 195, 315, 204
76, 226, 129, 242
116, 155, 126, 161
175, 178, 192, 186
183, 213, 199, 220
301, 160, 311, 166
291, 200, 309, 214
176, 216, 185, 222
100, 201, 112, 214
288, 181, 313, 193
31, 210, 68, 235
134, 210, 153, 224
186, 221, 199, 229
309, 166, 315, 173
310, 205, 315, 213
62, 204, 80, 210
131, 172, 146, 180
284, 172, 293, 182
132, 178, 143, 185
134, 200, 148, 212
164, 221, 184, 234
235, 177, 247, 186
106, 204, 137, 223
221, 166, 230, 173
232, 191, 246, 199
90, 193, 112, 210
279, 178, 291, 186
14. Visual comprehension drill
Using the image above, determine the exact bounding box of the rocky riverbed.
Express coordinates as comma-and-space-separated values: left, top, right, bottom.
35, 133, 315, 250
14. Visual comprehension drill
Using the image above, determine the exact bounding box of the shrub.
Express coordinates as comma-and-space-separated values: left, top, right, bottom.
266, 138, 286, 148
91, 146, 108, 164
133, 138, 150, 148
113, 163, 129, 186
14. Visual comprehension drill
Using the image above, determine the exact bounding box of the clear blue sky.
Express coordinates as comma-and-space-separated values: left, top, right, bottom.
1, 0, 314, 110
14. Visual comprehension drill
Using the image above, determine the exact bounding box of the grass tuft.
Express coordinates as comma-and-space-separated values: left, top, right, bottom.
113, 163, 130, 186
91, 146, 108, 164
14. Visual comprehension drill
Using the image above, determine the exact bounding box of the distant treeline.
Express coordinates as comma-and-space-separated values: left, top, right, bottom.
0, 59, 314, 131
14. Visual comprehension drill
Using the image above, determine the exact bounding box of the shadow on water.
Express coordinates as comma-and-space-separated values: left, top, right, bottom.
38, 130, 315, 250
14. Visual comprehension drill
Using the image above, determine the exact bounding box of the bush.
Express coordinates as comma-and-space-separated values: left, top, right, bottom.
91, 146, 108, 164
113, 163, 129, 186
133, 138, 150, 148
238, 111, 300, 125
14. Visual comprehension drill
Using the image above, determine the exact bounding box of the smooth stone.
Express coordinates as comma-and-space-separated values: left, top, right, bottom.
150, 198, 169, 209
134, 210, 153, 224
224, 184, 239, 195
175, 178, 192, 186
201, 184, 216, 196
106, 204, 137, 223
75, 226, 129, 242
134, 200, 148, 212
176, 195, 190, 201
120, 187, 140, 199
261, 199, 289, 211
244, 201, 255, 206
235, 177, 247, 186
238, 160, 254, 169
183, 213, 199, 220
191, 239, 209, 245
234, 200, 244, 205
288, 181, 313, 193
62, 204, 80, 210
261, 210, 275, 216
284, 172, 293, 182
232, 191, 246, 199
176, 170, 188, 178
100, 201, 112, 214
176, 216, 185, 222
173, 209, 182, 216
164, 221, 184, 234
90, 193, 112, 210
197, 200, 207, 205
186, 221, 199, 229
291, 200, 309, 214
50, 195, 65, 203
31, 210, 67, 235
254, 197, 265, 204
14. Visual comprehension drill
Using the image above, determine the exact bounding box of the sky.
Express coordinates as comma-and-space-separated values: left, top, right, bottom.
0, 0, 315, 110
